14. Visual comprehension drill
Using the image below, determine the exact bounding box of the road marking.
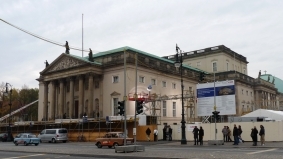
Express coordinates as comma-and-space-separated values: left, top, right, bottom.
2, 154, 45, 159
247, 148, 278, 155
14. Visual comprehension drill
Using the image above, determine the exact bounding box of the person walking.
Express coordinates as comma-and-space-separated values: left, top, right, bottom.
259, 125, 265, 146
222, 126, 227, 142
199, 126, 204, 145
238, 125, 244, 143
232, 124, 239, 145
227, 126, 232, 142
154, 128, 158, 142
163, 126, 167, 141
193, 126, 199, 145
146, 127, 151, 141
168, 125, 173, 141
252, 126, 258, 146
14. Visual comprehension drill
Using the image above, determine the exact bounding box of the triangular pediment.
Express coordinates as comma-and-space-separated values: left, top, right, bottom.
42, 54, 88, 74
110, 91, 121, 96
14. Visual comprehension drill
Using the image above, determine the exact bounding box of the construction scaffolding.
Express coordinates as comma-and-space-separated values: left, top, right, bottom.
128, 90, 196, 125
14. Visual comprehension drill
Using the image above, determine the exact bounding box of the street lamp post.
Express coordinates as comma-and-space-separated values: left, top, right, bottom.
4, 83, 13, 142
174, 44, 187, 145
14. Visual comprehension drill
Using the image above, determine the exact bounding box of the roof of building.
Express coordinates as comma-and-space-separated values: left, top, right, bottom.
242, 109, 283, 120
260, 74, 283, 93
83, 46, 206, 73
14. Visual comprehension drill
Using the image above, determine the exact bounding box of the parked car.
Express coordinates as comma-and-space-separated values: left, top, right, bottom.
95, 132, 134, 148
0, 133, 14, 142
0, 133, 8, 142
13, 133, 40, 146
38, 128, 68, 143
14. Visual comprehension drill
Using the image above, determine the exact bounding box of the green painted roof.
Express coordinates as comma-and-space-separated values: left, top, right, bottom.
260, 74, 283, 93
92, 46, 206, 73
69, 54, 101, 65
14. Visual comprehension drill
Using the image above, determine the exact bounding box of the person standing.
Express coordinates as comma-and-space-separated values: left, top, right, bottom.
168, 126, 173, 141
193, 126, 199, 145
232, 124, 239, 145
154, 128, 158, 142
259, 125, 265, 146
146, 127, 151, 141
238, 125, 244, 143
227, 126, 232, 142
163, 126, 167, 141
252, 126, 258, 146
199, 126, 204, 145
222, 126, 227, 142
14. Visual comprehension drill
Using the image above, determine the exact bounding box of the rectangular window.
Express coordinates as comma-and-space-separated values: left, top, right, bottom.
113, 76, 119, 83
246, 91, 248, 96
242, 89, 244, 94
251, 92, 253, 97
162, 101, 167, 117
139, 76, 145, 83
113, 98, 119, 115
173, 102, 176, 117
151, 79, 156, 85
162, 81, 166, 87
243, 69, 246, 74
213, 62, 217, 72
227, 63, 229, 71
172, 83, 176, 89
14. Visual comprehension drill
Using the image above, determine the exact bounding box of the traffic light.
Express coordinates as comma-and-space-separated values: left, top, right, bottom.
212, 111, 220, 122
118, 101, 125, 116
136, 101, 144, 115
199, 72, 205, 81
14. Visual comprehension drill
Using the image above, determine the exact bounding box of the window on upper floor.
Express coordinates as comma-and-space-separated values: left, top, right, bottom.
172, 83, 176, 89
151, 79, 156, 85
242, 89, 244, 94
212, 62, 217, 72
250, 92, 253, 97
173, 102, 176, 117
243, 69, 246, 74
162, 101, 167, 117
226, 63, 229, 71
162, 81, 167, 87
246, 91, 248, 96
139, 76, 145, 83
113, 76, 119, 83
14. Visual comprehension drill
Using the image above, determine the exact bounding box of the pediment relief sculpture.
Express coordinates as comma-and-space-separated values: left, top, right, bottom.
110, 91, 121, 96
48, 57, 85, 72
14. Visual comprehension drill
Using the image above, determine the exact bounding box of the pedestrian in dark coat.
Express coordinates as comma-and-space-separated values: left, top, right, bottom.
198, 126, 204, 145
193, 126, 199, 145
168, 126, 173, 141
232, 124, 239, 145
227, 126, 232, 142
252, 126, 258, 146
163, 126, 167, 141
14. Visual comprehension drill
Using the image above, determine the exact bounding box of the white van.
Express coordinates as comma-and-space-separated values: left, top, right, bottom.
38, 128, 68, 143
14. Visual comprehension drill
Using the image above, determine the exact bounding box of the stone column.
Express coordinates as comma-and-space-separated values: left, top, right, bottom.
50, 81, 56, 120
59, 79, 64, 118
79, 75, 84, 118
69, 77, 74, 118
43, 81, 49, 121
88, 73, 94, 117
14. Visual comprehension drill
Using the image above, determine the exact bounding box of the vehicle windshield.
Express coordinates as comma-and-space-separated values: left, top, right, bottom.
28, 135, 36, 138
118, 133, 128, 138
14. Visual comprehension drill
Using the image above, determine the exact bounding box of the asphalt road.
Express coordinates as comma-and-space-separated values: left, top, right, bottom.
0, 141, 283, 159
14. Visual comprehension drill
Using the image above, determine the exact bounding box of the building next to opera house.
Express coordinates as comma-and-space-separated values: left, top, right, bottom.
37, 44, 283, 126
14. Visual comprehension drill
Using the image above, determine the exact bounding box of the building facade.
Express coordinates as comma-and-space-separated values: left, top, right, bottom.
37, 45, 279, 125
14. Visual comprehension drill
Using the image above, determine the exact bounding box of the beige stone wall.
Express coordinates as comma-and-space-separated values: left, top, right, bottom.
158, 121, 283, 141
182, 52, 247, 75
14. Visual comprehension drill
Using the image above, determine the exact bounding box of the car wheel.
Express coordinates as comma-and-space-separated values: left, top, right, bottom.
97, 142, 102, 148
113, 142, 119, 148
14, 141, 18, 146
108, 146, 112, 148
35, 143, 39, 146
52, 138, 56, 143
24, 142, 28, 146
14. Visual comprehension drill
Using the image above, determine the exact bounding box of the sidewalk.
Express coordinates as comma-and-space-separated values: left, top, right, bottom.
137, 140, 283, 148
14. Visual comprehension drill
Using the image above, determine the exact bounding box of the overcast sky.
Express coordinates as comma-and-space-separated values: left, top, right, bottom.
1, 0, 283, 89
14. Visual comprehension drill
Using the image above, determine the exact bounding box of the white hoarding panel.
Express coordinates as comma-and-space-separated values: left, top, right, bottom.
197, 80, 236, 116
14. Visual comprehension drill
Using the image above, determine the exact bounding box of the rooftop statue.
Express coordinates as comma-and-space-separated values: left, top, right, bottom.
65, 41, 70, 54
89, 48, 94, 62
